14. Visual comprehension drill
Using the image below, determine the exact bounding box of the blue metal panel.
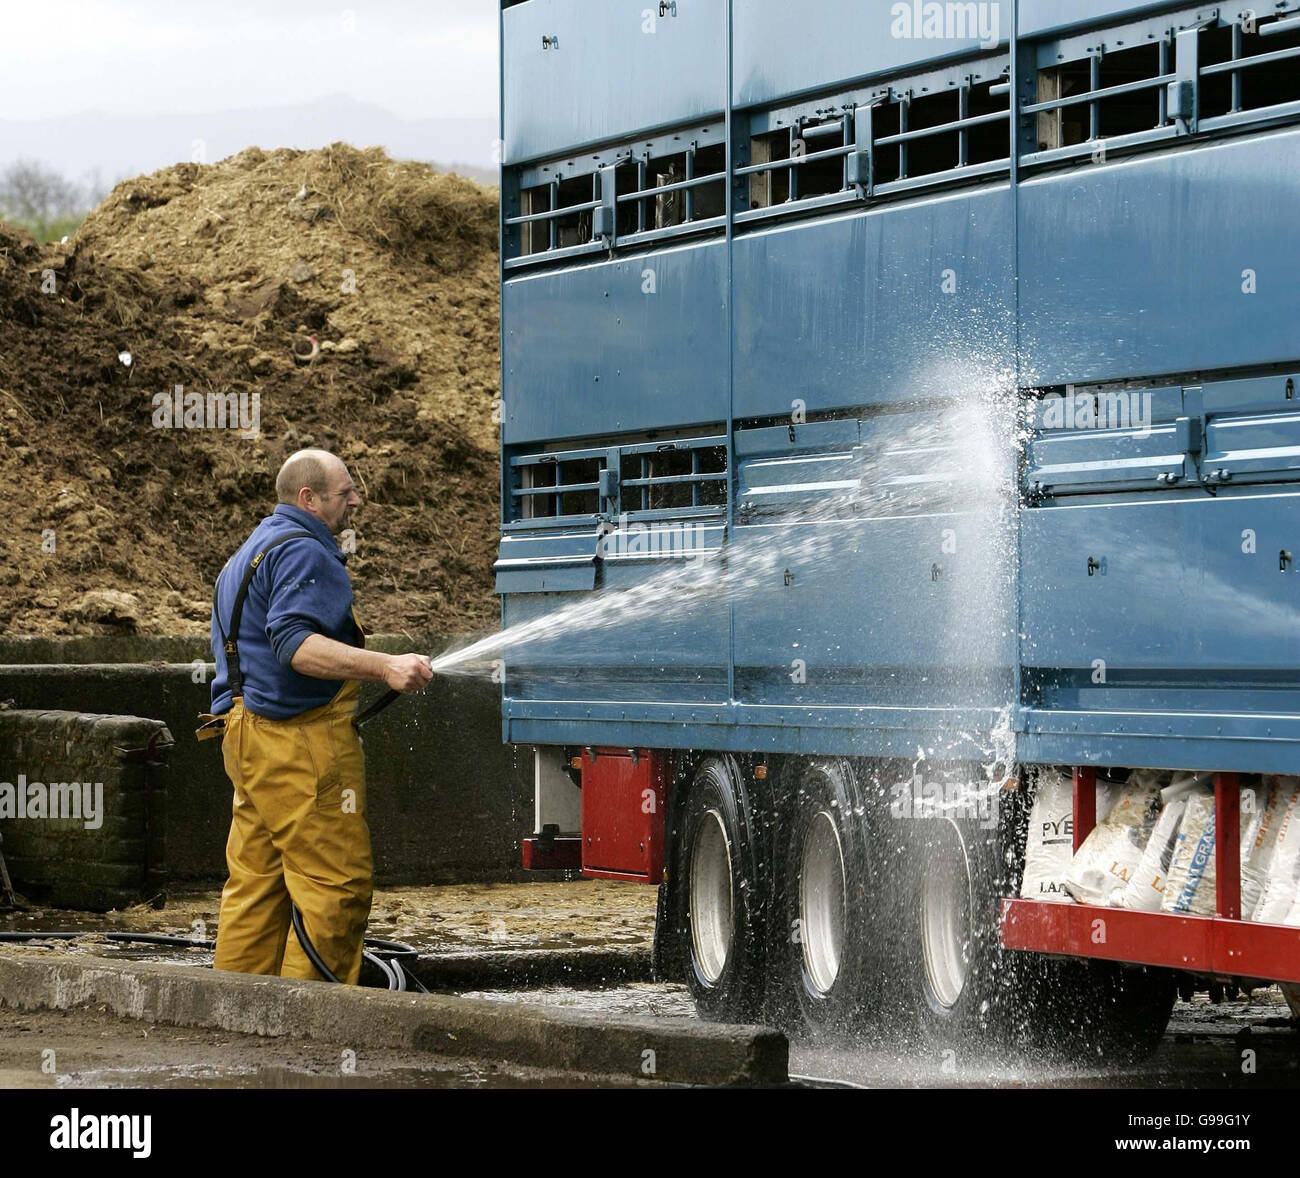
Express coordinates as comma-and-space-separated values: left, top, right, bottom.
1018, 0, 1188, 37
732, 189, 1015, 419
1020, 128, 1300, 386
1020, 728, 1300, 776
501, 554, 731, 706
499, 2, 1300, 778
503, 0, 725, 163
506, 710, 1300, 773
501, 241, 729, 444
1020, 490, 1300, 707
504, 704, 1010, 762
494, 528, 601, 594
730, 516, 1016, 709
732, 0, 1001, 109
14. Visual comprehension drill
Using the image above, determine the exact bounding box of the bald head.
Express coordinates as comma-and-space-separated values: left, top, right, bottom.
277, 449, 360, 535
276, 449, 344, 504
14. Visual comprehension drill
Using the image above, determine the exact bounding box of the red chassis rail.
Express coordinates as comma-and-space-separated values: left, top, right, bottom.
1001, 769, 1300, 985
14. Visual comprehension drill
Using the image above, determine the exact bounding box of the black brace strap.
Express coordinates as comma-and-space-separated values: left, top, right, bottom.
213, 531, 317, 699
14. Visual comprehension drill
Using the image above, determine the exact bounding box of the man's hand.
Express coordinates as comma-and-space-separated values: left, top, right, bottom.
290, 634, 434, 691
384, 652, 434, 693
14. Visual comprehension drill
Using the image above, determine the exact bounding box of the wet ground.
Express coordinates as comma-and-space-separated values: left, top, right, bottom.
3, 880, 1298, 1088
0, 879, 657, 958
789, 992, 1300, 1088
455, 982, 1300, 1088
0, 1007, 626, 1089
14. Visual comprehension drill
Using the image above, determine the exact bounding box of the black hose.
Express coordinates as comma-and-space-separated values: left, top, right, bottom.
0, 916, 428, 994
0, 930, 215, 948
289, 904, 427, 992
289, 902, 338, 980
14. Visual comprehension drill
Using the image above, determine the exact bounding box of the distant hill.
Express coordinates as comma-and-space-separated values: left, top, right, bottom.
0, 93, 498, 189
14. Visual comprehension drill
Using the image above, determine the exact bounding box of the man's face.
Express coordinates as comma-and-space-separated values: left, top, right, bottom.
304, 463, 361, 535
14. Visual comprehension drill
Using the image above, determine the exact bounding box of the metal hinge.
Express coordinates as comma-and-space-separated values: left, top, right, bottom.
592, 165, 617, 248
848, 102, 879, 198
1169, 18, 1216, 135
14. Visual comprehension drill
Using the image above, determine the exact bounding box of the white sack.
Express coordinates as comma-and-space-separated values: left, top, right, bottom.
1162, 786, 1218, 915
1121, 797, 1188, 911
1255, 776, 1300, 924
1238, 778, 1279, 918
1020, 770, 1116, 903
1064, 775, 1163, 907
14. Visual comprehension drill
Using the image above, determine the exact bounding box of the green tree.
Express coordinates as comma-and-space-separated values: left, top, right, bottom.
0, 159, 90, 241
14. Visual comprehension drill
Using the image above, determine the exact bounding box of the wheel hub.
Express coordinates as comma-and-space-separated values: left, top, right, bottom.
690, 808, 734, 984
920, 819, 974, 1011
800, 809, 846, 996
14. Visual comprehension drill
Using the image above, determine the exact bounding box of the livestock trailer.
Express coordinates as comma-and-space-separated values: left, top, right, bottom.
496, 0, 1300, 1056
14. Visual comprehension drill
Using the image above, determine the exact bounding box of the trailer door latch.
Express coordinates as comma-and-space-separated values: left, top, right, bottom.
1173, 415, 1203, 456
592, 165, 617, 246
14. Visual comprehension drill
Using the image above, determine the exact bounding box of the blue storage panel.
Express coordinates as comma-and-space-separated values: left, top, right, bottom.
1021, 491, 1300, 683
503, 0, 725, 163
732, 0, 1000, 109
1020, 128, 1300, 387
502, 241, 729, 444
730, 514, 1017, 710
732, 188, 1015, 419
497, 1, 1300, 774
1019, 488, 1300, 771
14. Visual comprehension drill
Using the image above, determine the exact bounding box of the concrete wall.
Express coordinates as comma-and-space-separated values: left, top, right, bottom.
0, 643, 538, 891
0, 710, 170, 909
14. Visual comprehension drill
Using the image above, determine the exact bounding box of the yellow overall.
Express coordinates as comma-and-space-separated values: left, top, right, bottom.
213, 676, 372, 984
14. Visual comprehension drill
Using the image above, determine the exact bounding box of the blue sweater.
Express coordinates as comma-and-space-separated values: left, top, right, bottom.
209, 505, 362, 719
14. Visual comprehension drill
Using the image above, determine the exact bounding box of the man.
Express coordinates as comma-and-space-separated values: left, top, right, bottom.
204, 448, 432, 984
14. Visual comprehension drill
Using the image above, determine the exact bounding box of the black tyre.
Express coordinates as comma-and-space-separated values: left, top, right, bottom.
770, 758, 880, 1037
1042, 958, 1177, 1065
672, 754, 766, 1022
895, 809, 1020, 1042
887, 789, 1175, 1062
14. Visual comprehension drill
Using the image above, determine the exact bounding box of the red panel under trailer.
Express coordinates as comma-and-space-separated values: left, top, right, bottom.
1000, 769, 1300, 987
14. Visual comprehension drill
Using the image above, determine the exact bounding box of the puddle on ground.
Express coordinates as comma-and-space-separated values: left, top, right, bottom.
459, 981, 696, 1019
54, 1062, 620, 1089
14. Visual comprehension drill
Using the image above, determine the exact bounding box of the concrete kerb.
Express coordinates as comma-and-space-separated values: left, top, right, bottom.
0, 951, 788, 1086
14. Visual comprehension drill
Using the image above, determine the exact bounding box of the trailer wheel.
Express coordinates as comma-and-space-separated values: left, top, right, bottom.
907, 814, 1011, 1037
894, 808, 1175, 1061
674, 755, 765, 1022
1048, 959, 1177, 1065
772, 758, 879, 1036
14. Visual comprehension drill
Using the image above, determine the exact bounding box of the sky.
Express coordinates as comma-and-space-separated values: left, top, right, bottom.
3, 0, 499, 120
0, 0, 501, 181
